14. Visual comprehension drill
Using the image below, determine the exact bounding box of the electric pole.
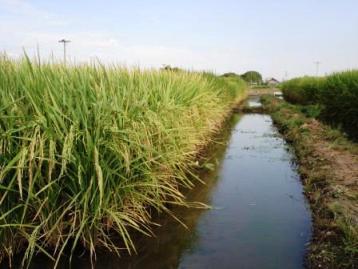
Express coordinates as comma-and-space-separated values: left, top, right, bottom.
314, 61, 321, 76
58, 39, 71, 64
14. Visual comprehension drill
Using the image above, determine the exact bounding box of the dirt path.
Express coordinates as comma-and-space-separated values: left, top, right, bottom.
304, 119, 358, 222
307, 120, 358, 186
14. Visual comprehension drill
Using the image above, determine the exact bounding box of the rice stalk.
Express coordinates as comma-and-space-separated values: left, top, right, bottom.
0, 54, 247, 267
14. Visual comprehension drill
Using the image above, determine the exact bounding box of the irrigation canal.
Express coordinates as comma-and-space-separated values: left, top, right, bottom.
25, 97, 312, 269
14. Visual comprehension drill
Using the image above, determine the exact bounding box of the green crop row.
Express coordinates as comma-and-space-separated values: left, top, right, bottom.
280, 76, 326, 105
280, 71, 358, 139
0, 55, 247, 266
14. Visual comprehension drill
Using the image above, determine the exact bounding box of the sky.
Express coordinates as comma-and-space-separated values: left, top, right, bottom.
0, 0, 357, 79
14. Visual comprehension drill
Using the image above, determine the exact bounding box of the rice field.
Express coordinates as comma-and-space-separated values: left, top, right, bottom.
0, 55, 247, 266
280, 70, 358, 139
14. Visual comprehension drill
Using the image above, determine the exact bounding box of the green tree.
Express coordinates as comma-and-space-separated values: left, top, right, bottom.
241, 71, 263, 84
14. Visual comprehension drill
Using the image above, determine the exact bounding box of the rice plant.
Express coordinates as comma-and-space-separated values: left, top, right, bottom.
280, 76, 325, 105
280, 71, 358, 139
0, 55, 247, 266
320, 70, 358, 139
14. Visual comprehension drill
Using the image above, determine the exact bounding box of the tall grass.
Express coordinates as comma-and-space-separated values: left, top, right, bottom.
280, 71, 358, 139
320, 71, 358, 139
280, 76, 325, 105
0, 55, 246, 266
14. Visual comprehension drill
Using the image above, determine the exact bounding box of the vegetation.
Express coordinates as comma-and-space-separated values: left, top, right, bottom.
320, 71, 358, 139
280, 71, 358, 139
240, 71, 263, 85
280, 76, 325, 105
221, 72, 240, 78
0, 55, 247, 266
250, 84, 271, 89
161, 65, 182, 72
262, 96, 358, 269
221, 71, 266, 87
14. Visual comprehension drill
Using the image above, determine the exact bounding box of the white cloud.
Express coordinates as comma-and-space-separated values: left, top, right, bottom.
0, 1, 250, 74
0, 0, 69, 26
0, 0, 266, 75
0, 1, 264, 75
0, 19, 245, 74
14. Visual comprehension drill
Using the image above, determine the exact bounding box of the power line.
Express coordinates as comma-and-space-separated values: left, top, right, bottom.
58, 39, 71, 64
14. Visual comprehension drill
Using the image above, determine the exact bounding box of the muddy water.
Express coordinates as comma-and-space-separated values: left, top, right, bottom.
22, 99, 312, 269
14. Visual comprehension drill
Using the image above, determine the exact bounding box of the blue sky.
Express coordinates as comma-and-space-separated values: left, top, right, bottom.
1, 0, 357, 79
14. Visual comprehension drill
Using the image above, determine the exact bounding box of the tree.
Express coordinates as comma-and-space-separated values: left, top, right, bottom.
161, 65, 181, 72
240, 71, 263, 84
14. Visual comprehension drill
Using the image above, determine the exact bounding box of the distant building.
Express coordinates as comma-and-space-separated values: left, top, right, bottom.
266, 78, 280, 86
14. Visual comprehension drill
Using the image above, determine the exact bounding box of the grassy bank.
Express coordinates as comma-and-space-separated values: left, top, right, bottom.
0, 55, 247, 267
280, 71, 358, 139
262, 96, 358, 269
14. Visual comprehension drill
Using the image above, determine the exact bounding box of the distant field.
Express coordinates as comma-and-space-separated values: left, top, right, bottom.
248, 87, 280, 96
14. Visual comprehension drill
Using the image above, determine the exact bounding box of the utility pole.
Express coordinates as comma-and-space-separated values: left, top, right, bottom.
314, 61, 321, 76
58, 39, 71, 64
